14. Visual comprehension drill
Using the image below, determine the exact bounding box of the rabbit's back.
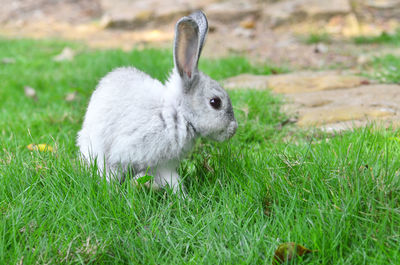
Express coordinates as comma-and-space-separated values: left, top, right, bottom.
93, 67, 164, 108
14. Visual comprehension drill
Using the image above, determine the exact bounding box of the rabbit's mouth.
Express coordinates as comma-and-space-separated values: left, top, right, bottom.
208, 132, 228, 142
208, 121, 238, 142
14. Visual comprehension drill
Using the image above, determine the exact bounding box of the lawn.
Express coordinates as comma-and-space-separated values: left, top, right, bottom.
0, 38, 399, 264
354, 29, 400, 45
354, 28, 400, 83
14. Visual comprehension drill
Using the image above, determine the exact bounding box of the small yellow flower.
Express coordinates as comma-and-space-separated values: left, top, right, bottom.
27, 144, 54, 152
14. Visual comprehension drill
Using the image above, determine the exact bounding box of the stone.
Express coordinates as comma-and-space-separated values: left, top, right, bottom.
303, 99, 332, 108
325, 11, 399, 36
365, 0, 400, 9
103, 9, 154, 28
223, 72, 368, 94
100, 0, 200, 29
0, 0, 102, 24
266, 72, 367, 94
223, 74, 270, 90
356, 0, 400, 21
285, 83, 400, 130
263, 0, 351, 27
306, 0, 351, 16
297, 106, 395, 126
205, 1, 261, 23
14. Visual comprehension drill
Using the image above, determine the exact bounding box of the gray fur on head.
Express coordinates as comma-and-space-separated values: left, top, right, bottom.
77, 10, 237, 198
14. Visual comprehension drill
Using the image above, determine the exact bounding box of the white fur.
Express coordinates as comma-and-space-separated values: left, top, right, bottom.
77, 67, 194, 190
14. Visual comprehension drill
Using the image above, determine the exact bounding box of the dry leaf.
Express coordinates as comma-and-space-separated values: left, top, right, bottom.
240, 19, 256, 29
273, 242, 313, 264
276, 117, 298, 130
19, 221, 37, 233
76, 236, 101, 257
1, 57, 16, 64
17, 256, 24, 265
53, 47, 75, 62
65, 91, 78, 102
27, 144, 54, 152
24, 86, 37, 100
203, 156, 214, 173
262, 196, 271, 216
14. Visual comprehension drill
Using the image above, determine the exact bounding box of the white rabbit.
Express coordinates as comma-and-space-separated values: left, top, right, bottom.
77, 11, 237, 196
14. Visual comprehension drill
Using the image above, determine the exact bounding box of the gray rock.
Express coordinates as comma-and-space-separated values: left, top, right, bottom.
100, 0, 214, 29
205, 1, 261, 23
223, 71, 368, 94
263, 0, 351, 27
0, 0, 102, 24
365, 0, 400, 9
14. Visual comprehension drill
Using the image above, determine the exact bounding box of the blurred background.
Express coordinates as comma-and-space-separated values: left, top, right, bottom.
1, 0, 400, 131
1, 0, 399, 69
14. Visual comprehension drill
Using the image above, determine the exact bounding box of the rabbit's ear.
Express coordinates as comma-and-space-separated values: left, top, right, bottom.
188, 11, 208, 57
174, 11, 208, 82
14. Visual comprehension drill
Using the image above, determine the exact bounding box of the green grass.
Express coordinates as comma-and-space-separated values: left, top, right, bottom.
1, 38, 399, 264
354, 29, 400, 45
365, 54, 400, 83
303, 33, 332, 44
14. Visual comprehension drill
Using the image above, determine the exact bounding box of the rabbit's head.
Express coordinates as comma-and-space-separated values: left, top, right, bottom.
172, 11, 237, 142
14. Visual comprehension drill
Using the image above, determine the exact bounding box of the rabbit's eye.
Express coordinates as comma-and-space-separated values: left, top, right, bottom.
210, 97, 222, 109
